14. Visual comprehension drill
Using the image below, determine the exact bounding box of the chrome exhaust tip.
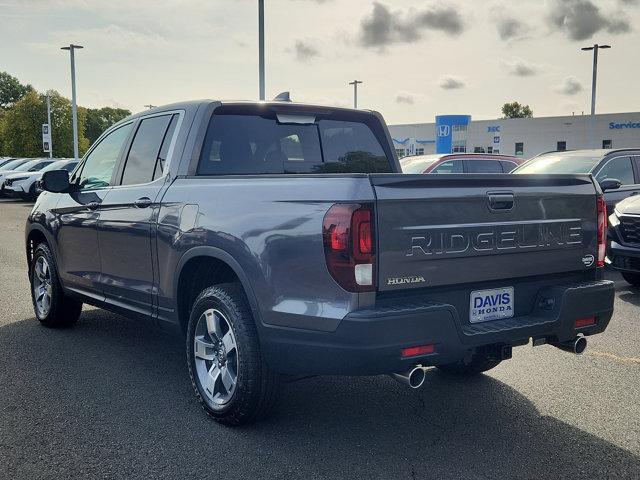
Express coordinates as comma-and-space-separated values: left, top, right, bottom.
553, 336, 587, 355
391, 366, 426, 389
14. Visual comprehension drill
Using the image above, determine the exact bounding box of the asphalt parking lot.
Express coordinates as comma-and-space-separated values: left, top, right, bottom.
0, 197, 639, 480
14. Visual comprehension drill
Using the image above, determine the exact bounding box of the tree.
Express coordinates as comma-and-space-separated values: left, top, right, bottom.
85, 106, 131, 145
0, 90, 89, 158
501, 102, 533, 119
0, 71, 33, 109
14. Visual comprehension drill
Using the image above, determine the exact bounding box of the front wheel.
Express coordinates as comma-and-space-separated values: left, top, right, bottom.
621, 272, 640, 287
186, 283, 281, 426
30, 243, 82, 327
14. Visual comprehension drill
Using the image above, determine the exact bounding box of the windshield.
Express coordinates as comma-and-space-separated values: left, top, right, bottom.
514, 152, 601, 174
400, 155, 443, 173
1, 159, 30, 170
13, 160, 42, 172
41, 160, 70, 172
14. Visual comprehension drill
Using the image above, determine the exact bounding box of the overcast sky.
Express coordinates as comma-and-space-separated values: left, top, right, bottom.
2, 0, 640, 123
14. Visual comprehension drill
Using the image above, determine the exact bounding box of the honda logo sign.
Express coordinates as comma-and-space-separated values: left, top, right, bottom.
437, 125, 450, 137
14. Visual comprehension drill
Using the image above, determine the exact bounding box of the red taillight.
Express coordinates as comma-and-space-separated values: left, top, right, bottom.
401, 344, 435, 358
323, 203, 375, 292
597, 196, 607, 267
575, 317, 596, 328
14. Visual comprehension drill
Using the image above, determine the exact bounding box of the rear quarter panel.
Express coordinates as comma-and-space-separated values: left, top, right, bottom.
156, 175, 375, 332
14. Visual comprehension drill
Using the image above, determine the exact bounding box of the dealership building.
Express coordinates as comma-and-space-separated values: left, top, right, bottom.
389, 111, 640, 159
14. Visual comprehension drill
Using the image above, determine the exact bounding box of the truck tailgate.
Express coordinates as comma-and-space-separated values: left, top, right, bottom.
372, 174, 598, 291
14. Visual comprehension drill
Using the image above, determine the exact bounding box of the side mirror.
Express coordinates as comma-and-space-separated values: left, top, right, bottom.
41, 169, 71, 193
599, 178, 621, 192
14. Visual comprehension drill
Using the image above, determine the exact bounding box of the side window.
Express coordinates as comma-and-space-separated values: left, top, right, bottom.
121, 115, 174, 186
29, 161, 50, 171
596, 157, 635, 185
62, 162, 79, 172
500, 161, 518, 173
76, 123, 133, 190
432, 160, 463, 173
466, 159, 502, 173
152, 115, 179, 181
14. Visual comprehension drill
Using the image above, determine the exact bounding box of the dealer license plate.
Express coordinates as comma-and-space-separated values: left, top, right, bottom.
469, 287, 514, 323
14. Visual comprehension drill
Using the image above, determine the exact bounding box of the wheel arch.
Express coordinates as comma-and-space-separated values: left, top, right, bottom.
25, 224, 56, 273
174, 246, 263, 335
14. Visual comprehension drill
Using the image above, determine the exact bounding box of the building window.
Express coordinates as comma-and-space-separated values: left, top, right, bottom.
603, 139, 612, 149
452, 140, 467, 153
395, 148, 405, 158
452, 125, 467, 133
515, 142, 524, 156
473, 147, 485, 153
415, 148, 424, 155
557, 141, 567, 151
487, 146, 493, 154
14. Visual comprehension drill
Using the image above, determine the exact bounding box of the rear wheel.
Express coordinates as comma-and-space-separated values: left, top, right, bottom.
437, 355, 502, 375
30, 243, 82, 327
621, 272, 640, 287
186, 283, 281, 426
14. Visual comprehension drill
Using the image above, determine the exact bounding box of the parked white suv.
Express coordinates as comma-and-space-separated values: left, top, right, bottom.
3, 159, 76, 199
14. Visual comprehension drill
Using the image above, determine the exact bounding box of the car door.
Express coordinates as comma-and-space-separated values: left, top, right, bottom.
97, 112, 180, 317
594, 155, 638, 211
53, 122, 134, 299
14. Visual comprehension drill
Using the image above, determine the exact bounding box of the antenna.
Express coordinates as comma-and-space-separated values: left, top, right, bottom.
273, 92, 291, 102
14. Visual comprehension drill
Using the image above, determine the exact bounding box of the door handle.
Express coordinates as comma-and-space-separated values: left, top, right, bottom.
86, 201, 100, 210
488, 192, 514, 211
135, 197, 152, 208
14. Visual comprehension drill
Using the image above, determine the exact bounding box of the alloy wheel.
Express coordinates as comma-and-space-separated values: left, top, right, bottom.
193, 308, 239, 406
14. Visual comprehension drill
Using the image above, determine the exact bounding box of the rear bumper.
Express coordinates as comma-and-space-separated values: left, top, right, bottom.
607, 239, 640, 273
261, 279, 615, 375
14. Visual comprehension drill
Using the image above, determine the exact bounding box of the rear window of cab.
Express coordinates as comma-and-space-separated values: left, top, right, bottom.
197, 106, 393, 175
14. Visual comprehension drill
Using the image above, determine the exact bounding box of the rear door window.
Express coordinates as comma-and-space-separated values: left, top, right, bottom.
121, 114, 176, 185
500, 161, 518, 173
596, 156, 635, 185
465, 159, 502, 173
197, 108, 392, 175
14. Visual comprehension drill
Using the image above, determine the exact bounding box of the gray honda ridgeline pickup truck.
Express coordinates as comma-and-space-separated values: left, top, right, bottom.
26, 100, 615, 425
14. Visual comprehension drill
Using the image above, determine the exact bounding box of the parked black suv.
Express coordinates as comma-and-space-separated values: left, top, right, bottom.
607, 194, 640, 286
513, 149, 640, 212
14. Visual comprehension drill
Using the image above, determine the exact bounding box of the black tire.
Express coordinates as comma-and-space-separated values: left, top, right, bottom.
27, 182, 37, 200
621, 272, 640, 287
186, 283, 281, 426
437, 355, 502, 376
30, 243, 82, 328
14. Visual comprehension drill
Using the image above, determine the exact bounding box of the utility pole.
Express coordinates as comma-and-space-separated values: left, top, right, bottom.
581, 44, 611, 115
349, 80, 363, 109
258, 0, 265, 100
46, 93, 53, 158
61, 44, 84, 161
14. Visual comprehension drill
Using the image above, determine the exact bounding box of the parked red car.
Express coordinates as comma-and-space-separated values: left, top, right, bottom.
400, 153, 523, 174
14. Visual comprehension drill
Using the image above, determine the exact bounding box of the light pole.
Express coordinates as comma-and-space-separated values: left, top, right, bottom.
349, 80, 363, 109
581, 44, 611, 116
46, 93, 53, 158
61, 44, 83, 161
258, 0, 265, 100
